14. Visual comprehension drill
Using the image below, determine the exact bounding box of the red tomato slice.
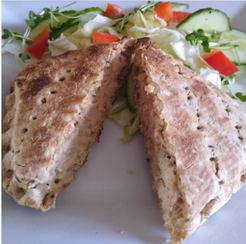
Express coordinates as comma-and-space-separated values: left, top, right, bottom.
27, 27, 50, 59
104, 3, 124, 19
92, 32, 120, 44
154, 2, 173, 24
172, 11, 191, 23
202, 49, 238, 76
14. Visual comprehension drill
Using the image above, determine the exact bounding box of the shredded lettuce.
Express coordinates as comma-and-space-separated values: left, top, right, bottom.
48, 33, 92, 55
96, 26, 123, 38
128, 11, 166, 29
67, 35, 92, 49
74, 15, 114, 37
121, 116, 139, 143
48, 34, 77, 56
2, 38, 25, 58
172, 41, 207, 72
141, 11, 167, 28
75, 10, 104, 26
148, 28, 181, 57
107, 97, 139, 143
126, 11, 167, 38
107, 97, 136, 127
200, 67, 221, 88
130, 26, 160, 34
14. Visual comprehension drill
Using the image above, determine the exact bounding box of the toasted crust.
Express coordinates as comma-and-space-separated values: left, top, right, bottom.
2, 36, 136, 211
133, 38, 246, 243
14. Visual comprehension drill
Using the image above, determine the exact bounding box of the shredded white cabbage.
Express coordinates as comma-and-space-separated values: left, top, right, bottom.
74, 15, 114, 37
129, 26, 160, 34
2, 38, 25, 59
48, 34, 77, 56
97, 26, 123, 38
200, 67, 221, 88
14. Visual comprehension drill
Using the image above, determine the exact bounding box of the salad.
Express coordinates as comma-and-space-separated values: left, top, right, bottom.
2, 1, 246, 143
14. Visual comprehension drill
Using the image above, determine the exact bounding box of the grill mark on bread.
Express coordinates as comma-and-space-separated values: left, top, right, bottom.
87, 44, 103, 56
28, 76, 52, 96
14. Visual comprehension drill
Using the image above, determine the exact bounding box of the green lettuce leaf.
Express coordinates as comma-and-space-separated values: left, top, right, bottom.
107, 97, 136, 126
107, 97, 139, 143
121, 116, 139, 144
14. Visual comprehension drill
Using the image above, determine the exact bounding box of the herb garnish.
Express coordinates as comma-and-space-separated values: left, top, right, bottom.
25, 2, 77, 29
235, 92, 246, 102
185, 29, 213, 53
134, 1, 162, 13
19, 53, 30, 62
2, 29, 32, 42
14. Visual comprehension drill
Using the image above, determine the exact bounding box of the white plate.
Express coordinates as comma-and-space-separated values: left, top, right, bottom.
2, 1, 246, 244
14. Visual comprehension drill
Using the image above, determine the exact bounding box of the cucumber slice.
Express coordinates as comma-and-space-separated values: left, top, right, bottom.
28, 19, 51, 39
68, 7, 104, 25
177, 8, 231, 32
220, 28, 246, 42
51, 7, 104, 40
125, 66, 136, 113
28, 7, 103, 40
219, 28, 246, 65
171, 2, 189, 11
28, 11, 76, 40
62, 24, 79, 35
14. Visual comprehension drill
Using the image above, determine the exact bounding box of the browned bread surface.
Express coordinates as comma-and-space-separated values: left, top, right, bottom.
133, 38, 246, 243
2, 36, 136, 211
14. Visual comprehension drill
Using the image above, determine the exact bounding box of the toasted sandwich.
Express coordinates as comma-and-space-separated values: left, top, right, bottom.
133, 38, 246, 243
2, 36, 136, 211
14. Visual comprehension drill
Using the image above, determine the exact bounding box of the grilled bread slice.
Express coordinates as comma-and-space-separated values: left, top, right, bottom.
2, 36, 136, 211
133, 38, 246, 243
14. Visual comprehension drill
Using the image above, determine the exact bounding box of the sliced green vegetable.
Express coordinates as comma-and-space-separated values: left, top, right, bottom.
218, 28, 246, 65
28, 11, 76, 40
125, 66, 137, 113
26, 5, 77, 29
28, 5, 104, 41
67, 7, 104, 25
220, 28, 246, 41
62, 24, 79, 35
134, 2, 189, 14
177, 8, 231, 32
171, 2, 189, 11
49, 7, 104, 40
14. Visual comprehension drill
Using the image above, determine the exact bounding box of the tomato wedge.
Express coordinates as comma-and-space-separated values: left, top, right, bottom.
154, 2, 173, 24
27, 27, 49, 59
104, 3, 124, 18
202, 49, 238, 76
92, 32, 120, 44
172, 11, 191, 23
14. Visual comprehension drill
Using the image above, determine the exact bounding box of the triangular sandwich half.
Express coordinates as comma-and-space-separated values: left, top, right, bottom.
133, 38, 246, 243
2, 36, 136, 211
